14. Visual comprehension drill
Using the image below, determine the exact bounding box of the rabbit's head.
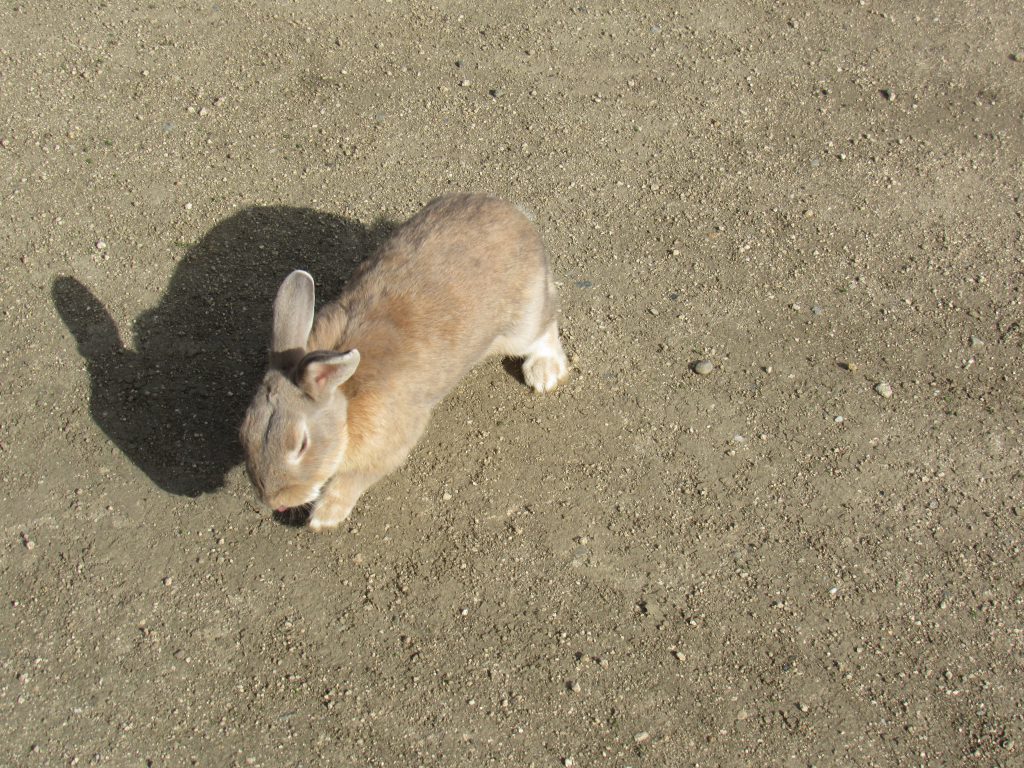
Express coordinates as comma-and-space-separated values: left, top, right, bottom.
240, 271, 359, 511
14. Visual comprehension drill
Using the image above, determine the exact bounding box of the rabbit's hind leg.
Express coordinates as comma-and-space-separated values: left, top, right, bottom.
488, 271, 569, 393
521, 320, 569, 394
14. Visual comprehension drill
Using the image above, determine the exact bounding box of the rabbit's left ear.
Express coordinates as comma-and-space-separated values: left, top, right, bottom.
295, 349, 360, 400
271, 270, 315, 368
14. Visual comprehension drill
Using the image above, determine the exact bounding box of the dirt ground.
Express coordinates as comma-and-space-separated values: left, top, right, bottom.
2, 1, 1022, 766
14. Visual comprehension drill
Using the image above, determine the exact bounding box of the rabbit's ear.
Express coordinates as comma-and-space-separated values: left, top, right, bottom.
271, 270, 315, 365
296, 349, 360, 400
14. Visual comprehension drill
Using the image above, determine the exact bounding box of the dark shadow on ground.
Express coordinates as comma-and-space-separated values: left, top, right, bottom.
501, 357, 528, 387
53, 206, 394, 497
272, 505, 312, 528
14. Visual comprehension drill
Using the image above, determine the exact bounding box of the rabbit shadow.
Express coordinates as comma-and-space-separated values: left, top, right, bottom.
53, 206, 395, 498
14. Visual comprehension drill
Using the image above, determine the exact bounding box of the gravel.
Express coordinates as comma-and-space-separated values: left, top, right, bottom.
692, 360, 714, 376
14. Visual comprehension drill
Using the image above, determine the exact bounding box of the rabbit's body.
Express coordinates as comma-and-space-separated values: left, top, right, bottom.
240, 194, 568, 530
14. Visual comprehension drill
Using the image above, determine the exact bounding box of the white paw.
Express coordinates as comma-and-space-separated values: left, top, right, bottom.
307, 502, 352, 532
307, 515, 340, 532
523, 351, 569, 393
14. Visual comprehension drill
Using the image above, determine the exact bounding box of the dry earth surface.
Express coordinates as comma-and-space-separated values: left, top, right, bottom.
2, 1, 1023, 766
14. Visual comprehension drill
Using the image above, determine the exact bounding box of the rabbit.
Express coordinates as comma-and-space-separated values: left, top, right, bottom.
239, 193, 570, 530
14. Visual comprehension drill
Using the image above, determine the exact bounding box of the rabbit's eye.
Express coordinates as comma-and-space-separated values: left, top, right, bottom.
289, 430, 309, 463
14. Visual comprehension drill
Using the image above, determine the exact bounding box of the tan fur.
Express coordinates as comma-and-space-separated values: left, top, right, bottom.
240, 194, 569, 530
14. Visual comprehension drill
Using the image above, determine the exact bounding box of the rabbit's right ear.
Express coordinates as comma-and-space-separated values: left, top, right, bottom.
271, 270, 315, 368
296, 349, 360, 400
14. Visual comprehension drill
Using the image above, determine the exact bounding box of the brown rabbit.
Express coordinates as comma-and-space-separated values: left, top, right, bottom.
239, 194, 569, 530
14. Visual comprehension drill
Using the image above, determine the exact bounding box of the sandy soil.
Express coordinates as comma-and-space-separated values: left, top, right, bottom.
2, 1, 1023, 766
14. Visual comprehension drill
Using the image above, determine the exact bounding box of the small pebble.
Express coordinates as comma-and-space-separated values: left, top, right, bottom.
834, 415, 844, 424
95, 240, 107, 250
442, 492, 452, 501
874, 382, 893, 399
692, 360, 714, 376
459, 79, 471, 87
568, 680, 581, 693
798, 702, 810, 713
882, 88, 896, 101
162, 576, 173, 586
634, 731, 651, 743
969, 335, 984, 348
811, 305, 824, 315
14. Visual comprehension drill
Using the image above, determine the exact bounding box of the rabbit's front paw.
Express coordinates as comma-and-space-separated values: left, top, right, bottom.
306, 469, 380, 532
307, 499, 353, 531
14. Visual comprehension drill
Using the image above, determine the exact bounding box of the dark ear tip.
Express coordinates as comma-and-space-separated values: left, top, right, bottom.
293, 349, 343, 373
294, 349, 361, 397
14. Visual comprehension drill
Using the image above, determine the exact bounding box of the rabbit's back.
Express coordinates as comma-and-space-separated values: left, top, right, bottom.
328, 195, 550, 369
357, 194, 546, 334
